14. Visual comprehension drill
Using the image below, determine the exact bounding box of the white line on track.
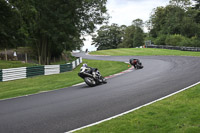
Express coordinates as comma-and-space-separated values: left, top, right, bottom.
66, 81, 200, 133
72, 82, 85, 86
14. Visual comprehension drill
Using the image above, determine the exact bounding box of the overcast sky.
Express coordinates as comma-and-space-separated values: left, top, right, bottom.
107, 0, 168, 26
82, 0, 169, 51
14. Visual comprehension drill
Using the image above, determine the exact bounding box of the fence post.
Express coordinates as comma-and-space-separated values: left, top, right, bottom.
5, 49, 7, 61
39, 56, 41, 65
25, 53, 28, 63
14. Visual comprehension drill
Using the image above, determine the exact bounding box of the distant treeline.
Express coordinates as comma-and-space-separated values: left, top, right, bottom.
92, 0, 200, 50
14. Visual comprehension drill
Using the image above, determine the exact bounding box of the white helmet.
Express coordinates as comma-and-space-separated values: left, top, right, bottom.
82, 63, 87, 67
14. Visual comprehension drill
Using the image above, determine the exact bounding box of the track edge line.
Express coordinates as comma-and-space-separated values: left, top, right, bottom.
66, 81, 200, 133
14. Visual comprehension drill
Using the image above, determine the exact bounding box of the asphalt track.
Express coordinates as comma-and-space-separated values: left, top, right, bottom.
0, 53, 200, 133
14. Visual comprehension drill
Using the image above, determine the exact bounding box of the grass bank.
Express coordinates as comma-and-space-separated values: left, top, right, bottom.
75, 83, 200, 133
0, 59, 129, 100
0, 60, 39, 69
90, 48, 200, 56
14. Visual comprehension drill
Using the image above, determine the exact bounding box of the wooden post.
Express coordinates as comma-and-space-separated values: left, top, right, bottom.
39, 56, 41, 65
25, 53, 28, 63
5, 48, 7, 61
47, 57, 49, 65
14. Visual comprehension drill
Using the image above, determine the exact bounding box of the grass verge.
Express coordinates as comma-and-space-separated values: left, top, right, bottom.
0, 59, 129, 100
90, 48, 200, 56
75, 83, 200, 133
0, 60, 39, 69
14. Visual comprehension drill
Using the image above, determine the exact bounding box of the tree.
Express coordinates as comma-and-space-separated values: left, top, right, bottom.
133, 27, 144, 47
149, 0, 199, 41
132, 19, 144, 47
149, 6, 166, 37
132, 19, 144, 29
192, 0, 200, 23
7, 0, 108, 64
169, 0, 191, 9
119, 19, 144, 48
118, 25, 135, 48
92, 24, 123, 50
0, 0, 21, 50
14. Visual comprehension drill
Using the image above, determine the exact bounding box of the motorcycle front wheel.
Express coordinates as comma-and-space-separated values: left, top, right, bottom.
84, 77, 96, 87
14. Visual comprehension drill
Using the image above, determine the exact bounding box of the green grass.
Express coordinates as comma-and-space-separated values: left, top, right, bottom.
75, 83, 200, 133
90, 48, 200, 56
0, 60, 39, 69
0, 59, 129, 100
0, 60, 74, 69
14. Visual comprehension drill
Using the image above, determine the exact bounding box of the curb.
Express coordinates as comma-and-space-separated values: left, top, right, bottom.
72, 62, 134, 87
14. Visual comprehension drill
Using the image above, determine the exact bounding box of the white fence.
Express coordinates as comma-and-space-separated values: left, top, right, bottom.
2, 67, 26, 81
0, 57, 82, 82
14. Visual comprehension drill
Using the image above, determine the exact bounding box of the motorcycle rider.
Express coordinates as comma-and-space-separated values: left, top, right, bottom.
129, 58, 143, 69
129, 58, 138, 68
80, 63, 97, 79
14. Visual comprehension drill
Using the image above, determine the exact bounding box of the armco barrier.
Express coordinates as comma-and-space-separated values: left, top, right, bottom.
0, 57, 82, 82
60, 63, 72, 73
2, 67, 26, 81
27, 66, 44, 77
72, 61, 76, 69
45, 65, 60, 75
79, 57, 82, 64
0, 69, 2, 82
145, 45, 200, 52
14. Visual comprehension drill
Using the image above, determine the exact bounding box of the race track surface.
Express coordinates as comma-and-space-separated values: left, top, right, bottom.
0, 53, 200, 133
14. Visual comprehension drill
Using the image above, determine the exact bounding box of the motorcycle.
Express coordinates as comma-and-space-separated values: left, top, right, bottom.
129, 58, 143, 69
78, 68, 107, 87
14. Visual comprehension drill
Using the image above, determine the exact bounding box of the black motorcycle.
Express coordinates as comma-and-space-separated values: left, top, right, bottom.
129, 58, 143, 69
78, 68, 107, 87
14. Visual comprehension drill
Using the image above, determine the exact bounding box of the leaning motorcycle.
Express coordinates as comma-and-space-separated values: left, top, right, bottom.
129, 58, 143, 69
78, 68, 107, 87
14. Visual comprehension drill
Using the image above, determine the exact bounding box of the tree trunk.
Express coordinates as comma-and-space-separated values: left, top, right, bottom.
37, 35, 52, 65
41, 35, 46, 65
47, 38, 51, 65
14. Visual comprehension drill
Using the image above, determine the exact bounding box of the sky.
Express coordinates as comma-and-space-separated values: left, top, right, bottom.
82, 0, 169, 51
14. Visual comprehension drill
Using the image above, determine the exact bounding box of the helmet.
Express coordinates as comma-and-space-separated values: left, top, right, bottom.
82, 63, 87, 67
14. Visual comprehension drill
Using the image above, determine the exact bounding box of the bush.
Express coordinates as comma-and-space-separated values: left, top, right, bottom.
154, 34, 167, 45
62, 50, 76, 61
165, 34, 185, 46
179, 36, 200, 47
179, 37, 192, 47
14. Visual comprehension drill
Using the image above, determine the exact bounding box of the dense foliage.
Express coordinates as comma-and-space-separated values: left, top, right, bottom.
92, 19, 144, 50
148, 0, 200, 46
0, 0, 21, 49
0, 0, 108, 64
92, 24, 124, 50
93, 0, 200, 50
1, 0, 200, 58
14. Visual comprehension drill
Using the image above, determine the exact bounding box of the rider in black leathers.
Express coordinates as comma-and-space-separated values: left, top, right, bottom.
80, 63, 98, 78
